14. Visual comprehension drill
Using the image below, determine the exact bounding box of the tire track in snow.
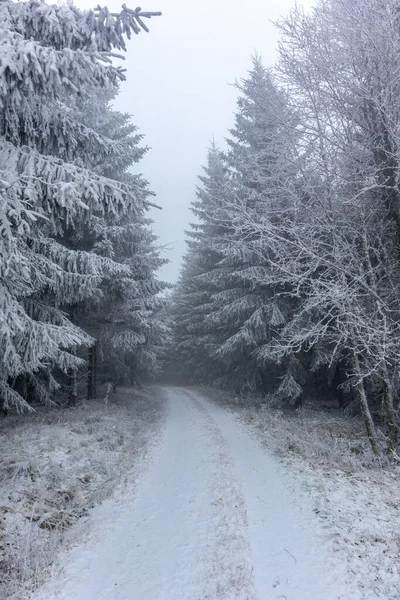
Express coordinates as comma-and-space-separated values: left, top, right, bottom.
178, 388, 257, 600
187, 389, 346, 600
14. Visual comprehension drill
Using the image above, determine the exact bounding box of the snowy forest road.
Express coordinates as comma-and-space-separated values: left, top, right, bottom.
33, 388, 344, 600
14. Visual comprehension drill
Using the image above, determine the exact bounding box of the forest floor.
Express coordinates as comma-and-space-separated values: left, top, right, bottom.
3, 386, 400, 600
203, 387, 400, 600
0, 386, 167, 600
28, 387, 382, 600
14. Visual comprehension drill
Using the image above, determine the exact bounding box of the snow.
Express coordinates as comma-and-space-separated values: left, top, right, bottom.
236, 399, 400, 600
0, 387, 166, 599
32, 387, 350, 600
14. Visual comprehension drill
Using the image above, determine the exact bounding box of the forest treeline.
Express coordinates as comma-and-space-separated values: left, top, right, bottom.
0, 1, 168, 411
2, 0, 400, 456
169, 0, 400, 454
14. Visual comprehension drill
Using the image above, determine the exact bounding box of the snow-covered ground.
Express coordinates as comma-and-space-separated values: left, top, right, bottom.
6, 386, 398, 600
31, 387, 357, 600
0, 387, 166, 600
234, 398, 400, 600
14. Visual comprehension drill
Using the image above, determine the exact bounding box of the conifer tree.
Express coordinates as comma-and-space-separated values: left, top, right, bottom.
67, 89, 170, 389
207, 56, 301, 393
0, 0, 160, 410
171, 143, 232, 384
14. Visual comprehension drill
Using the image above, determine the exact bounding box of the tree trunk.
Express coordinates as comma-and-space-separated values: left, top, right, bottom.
381, 365, 398, 455
87, 344, 95, 400
68, 368, 77, 407
351, 351, 380, 455
93, 342, 97, 399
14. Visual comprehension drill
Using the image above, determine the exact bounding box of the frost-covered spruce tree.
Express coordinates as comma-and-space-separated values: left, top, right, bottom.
61, 89, 170, 389
0, 1, 160, 410
88, 218, 170, 386
170, 142, 233, 384
206, 56, 302, 395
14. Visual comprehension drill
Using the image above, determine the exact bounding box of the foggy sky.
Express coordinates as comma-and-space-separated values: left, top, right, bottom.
76, 0, 314, 283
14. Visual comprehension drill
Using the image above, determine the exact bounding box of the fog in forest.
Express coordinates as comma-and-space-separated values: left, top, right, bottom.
77, 0, 315, 282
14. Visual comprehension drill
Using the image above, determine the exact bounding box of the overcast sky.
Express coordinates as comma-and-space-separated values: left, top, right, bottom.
77, 0, 313, 283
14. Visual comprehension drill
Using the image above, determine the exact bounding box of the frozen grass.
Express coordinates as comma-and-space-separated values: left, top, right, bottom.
199, 386, 400, 600
0, 386, 167, 600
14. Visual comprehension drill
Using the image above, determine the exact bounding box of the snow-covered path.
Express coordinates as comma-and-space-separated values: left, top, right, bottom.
34, 388, 345, 600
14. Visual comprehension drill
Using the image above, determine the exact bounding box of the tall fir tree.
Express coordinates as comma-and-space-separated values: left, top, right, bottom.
207, 56, 301, 393
67, 89, 170, 390
0, 1, 161, 410
170, 142, 232, 384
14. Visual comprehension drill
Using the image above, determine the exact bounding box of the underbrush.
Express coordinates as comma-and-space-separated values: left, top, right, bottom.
245, 405, 383, 471
0, 386, 166, 600
200, 386, 400, 600
200, 385, 392, 470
